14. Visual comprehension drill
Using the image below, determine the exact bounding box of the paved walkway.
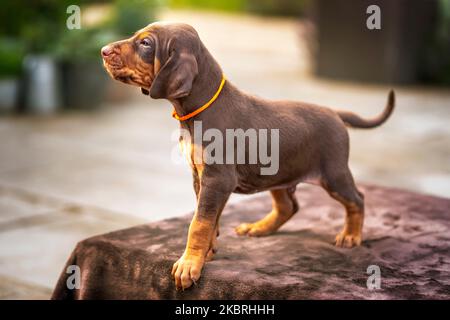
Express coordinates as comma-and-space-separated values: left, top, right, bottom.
1, 10, 449, 299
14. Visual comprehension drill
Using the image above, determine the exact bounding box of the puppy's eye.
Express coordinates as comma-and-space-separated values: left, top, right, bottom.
140, 38, 151, 47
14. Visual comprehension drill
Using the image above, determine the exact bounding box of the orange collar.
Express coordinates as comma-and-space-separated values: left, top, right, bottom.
172, 74, 226, 121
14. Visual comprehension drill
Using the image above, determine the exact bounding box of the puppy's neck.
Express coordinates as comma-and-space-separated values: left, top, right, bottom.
171, 47, 224, 126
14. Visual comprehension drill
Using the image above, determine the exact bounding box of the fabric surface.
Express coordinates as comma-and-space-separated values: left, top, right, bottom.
52, 184, 450, 300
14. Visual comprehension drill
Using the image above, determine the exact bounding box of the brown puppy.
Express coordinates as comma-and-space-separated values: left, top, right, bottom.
101, 22, 395, 290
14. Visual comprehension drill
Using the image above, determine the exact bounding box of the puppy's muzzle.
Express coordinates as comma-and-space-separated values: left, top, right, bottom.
101, 45, 124, 71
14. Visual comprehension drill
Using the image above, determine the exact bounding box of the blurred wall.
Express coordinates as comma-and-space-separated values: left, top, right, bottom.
311, 0, 441, 84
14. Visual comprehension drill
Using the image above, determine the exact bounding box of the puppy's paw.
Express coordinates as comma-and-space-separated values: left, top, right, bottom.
235, 223, 252, 235
171, 254, 204, 290
335, 231, 362, 248
235, 222, 274, 237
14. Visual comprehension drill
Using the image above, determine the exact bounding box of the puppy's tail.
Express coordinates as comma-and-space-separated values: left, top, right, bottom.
338, 90, 395, 129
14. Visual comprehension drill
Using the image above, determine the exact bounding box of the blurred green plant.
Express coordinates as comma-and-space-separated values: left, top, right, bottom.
113, 0, 157, 35
169, 0, 308, 16
0, 0, 159, 110
0, 0, 78, 54
54, 0, 158, 61
245, 0, 310, 16
169, 0, 244, 12
0, 0, 158, 60
54, 27, 118, 61
0, 38, 25, 78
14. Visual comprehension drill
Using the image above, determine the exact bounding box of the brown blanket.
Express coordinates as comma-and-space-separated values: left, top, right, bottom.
52, 184, 450, 299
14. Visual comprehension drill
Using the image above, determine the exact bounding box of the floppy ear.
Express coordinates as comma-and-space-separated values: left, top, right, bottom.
149, 51, 198, 99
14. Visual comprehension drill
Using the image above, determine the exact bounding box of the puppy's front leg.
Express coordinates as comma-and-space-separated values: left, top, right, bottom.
172, 181, 232, 290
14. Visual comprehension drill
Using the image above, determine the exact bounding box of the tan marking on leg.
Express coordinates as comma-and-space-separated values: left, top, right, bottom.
172, 217, 215, 290
179, 140, 204, 177
330, 192, 364, 248
235, 188, 297, 237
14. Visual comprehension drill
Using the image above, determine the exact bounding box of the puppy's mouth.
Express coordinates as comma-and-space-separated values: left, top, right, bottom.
103, 57, 130, 81
103, 61, 151, 89
102, 52, 153, 90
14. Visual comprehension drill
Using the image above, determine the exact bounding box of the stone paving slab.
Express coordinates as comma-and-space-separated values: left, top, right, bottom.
0, 275, 52, 300
0, 203, 145, 292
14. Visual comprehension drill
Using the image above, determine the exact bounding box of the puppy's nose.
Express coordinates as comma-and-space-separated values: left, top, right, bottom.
101, 45, 113, 57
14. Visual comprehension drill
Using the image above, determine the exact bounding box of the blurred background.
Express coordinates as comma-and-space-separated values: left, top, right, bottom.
0, 0, 449, 299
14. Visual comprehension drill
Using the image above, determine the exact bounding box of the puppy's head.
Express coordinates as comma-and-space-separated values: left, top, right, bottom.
101, 22, 200, 99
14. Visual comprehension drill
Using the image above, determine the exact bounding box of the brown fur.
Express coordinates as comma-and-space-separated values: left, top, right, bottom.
102, 22, 395, 290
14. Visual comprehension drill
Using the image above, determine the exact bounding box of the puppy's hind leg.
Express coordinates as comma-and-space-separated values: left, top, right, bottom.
235, 187, 298, 237
321, 168, 364, 248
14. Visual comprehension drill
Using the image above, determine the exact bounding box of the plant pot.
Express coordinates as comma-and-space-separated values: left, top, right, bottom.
22, 55, 62, 114
61, 59, 108, 110
0, 77, 19, 113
